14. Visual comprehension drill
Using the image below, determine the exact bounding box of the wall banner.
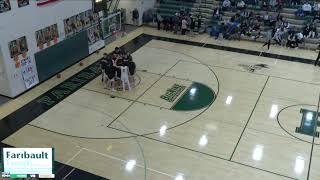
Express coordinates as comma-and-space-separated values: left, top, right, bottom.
87, 24, 104, 54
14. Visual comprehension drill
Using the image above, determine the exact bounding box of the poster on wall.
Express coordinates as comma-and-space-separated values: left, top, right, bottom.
8, 36, 29, 67
63, 9, 99, 38
20, 56, 38, 89
87, 24, 105, 54
18, 0, 29, 7
35, 24, 59, 50
87, 24, 101, 45
0, 0, 11, 13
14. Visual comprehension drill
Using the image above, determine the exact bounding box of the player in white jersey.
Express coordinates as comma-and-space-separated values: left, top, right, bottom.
120, 66, 131, 91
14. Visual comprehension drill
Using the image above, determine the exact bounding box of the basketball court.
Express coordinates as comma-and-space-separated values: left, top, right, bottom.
1, 29, 320, 180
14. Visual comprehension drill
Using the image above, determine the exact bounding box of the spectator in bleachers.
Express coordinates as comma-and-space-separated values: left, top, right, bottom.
163, 17, 169, 31
169, 17, 174, 31
237, 0, 246, 10
156, 13, 163, 30
173, 13, 180, 34
181, 18, 188, 35
281, 18, 290, 30
262, 0, 269, 10
263, 28, 274, 50
190, 15, 195, 32
213, 8, 222, 21
197, 15, 202, 31
286, 31, 297, 48
302, 1, 312, 15
309, 23, 317, 38
273, 27, 285, 45
295, 31, 304, 46
269, 0, 278, 9
222, 0, 231, 11
186, 14, 192, 32
313, 2, 320, 14
263, 11, 271, 25
211, 22, 223, 39
290, 0, 301, 6
269, 13, 278, 26
276, 0, 283, 11
313, 12, 320, 22
303, 23, 312, 37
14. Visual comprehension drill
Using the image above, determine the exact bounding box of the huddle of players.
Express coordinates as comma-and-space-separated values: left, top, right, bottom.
100, 47, 136, 83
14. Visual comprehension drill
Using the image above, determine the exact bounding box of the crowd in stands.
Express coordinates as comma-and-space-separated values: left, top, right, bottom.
213, 0, 319, 49
156, 11, 202, 35
154, 0, 319, 49
100, 47, 136, 92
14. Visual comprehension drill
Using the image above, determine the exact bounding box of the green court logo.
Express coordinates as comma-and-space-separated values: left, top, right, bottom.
296, 109, 320, 137
160, 84, 186, 102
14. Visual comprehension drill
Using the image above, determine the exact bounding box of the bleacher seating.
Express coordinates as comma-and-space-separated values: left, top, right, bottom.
154, 0, 319, 49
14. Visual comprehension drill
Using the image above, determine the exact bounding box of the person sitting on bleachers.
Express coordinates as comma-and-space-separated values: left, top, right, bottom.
295, 31, 304, 47
308, 23, 317, 38
262, 0, 269, 10
286, 31, 297, 48
303, 23, 312, 38
263, 11, 271, 25
237, 0, 246, 10
313, 2, 320, 15
302, 1, 312, 16
291, 0, 301, 6
313, 12, 320, 22
273, 27, 285, 46
269, 13, 278, 26
222, 0, 231, 11
269, 0, 277, 9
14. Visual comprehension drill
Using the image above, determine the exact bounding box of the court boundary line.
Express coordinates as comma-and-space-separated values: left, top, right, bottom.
229, 76, 270, 160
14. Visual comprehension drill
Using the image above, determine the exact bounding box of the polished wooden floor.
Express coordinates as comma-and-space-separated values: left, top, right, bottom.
1, 27, 320, 180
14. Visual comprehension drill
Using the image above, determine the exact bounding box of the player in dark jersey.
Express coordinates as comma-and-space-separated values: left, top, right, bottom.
100, 53, 108, 82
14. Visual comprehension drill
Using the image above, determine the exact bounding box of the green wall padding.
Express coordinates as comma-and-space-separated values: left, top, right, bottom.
35, 31, 89, 82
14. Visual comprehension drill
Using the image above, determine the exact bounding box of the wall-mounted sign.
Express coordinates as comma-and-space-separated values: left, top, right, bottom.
20, 56, 38, 89
35, 24, 59, 50
18, 0, 29, 8
63, 9, 99, 38
36, 0, 59, 6
0, 0, 11, 13
8, 36, 28, 61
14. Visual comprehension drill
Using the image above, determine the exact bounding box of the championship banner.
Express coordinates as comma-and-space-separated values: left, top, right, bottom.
20, 57, 38, 89
36, 0, 59, 6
